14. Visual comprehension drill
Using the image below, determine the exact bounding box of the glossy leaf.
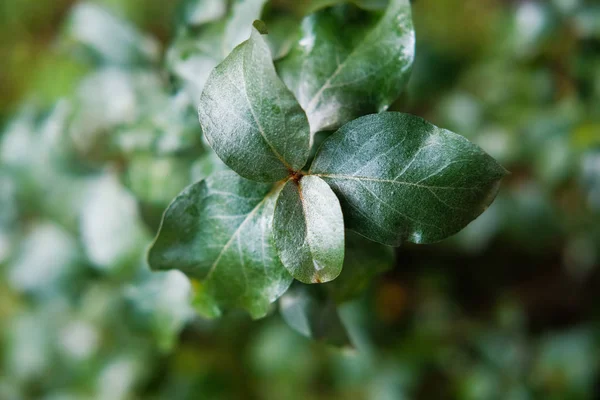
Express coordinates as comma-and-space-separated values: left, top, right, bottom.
273, 175, 344, 284
148, 171, 292, 319
199, 26, 311, 181
310, 112, 508, 246
276, 0, 415, 132
326, 231, 393, 303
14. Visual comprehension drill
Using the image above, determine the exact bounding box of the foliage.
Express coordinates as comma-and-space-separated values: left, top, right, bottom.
0, 0, 599, 399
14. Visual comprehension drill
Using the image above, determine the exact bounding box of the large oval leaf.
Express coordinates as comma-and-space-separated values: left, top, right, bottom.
148, 171, 292, 319
276, 0, 415, 132
199, 26, 311, 182
273, 175, 344, 284
310, 112, 508, 246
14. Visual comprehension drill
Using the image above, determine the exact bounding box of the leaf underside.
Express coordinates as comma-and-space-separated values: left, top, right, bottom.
273, 175, 345, 284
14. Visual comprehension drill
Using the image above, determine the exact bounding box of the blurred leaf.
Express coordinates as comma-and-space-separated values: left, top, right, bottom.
326, 232, 394, 303
81, 173, 150, 273
279, 284, 351, 347
63, 2, 159, 66
126, 270, 194, 351
277, 0, 415, 132
7, 223, 81, 295
223, 0, 269, 55
178, 0, 227, 27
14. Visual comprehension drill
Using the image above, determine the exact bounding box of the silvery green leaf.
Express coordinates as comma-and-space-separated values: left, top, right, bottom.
276, 0, 415, 132
199, 26, 311, 182
123, 155, 193, 207
148, 171, 292, 319
126, 270, 194, 351
69, 68, 165, 160
166, 22, 226, 104
310, 112, 508, 245
285, 0, 389, 14
7, 223, 80, 295
168, 0, 267, 104
63, 2, 159, 65
273, 176, 344, 284
179, 0, 227, 27
81, 174, 150, 272
279, 284, 351, 347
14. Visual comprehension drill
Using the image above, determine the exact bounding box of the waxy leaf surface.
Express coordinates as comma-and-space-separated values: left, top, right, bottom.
310, 112, 508, 246
273, 175, 344, 284
199, 27, 311, 182
276, 0, 415, 132
148, 171, 292, 319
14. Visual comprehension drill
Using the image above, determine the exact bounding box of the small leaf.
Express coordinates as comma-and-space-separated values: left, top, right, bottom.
273, 175, 344, 284
279, 284, 351, 347
310, 112, 508, 246
326, 231, 394, 303
276, 0, 415, 132
199, 27, 311, 182
148, 171, 292, 319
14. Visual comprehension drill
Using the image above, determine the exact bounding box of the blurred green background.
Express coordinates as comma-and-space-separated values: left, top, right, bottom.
1, 0, 599, 399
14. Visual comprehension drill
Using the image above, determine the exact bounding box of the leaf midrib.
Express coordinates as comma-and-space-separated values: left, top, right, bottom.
241, 38, 295, 172
205, 184, 280, 281
304, 0, 397, 113
313, 174, 480, 191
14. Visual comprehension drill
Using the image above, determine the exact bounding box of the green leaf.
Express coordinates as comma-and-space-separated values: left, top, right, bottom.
326, 231, 393, 303
199, 27, 311, 182
310, 112, 508, 246
167, 22, 226, 104
279, 284, 351, 347
178, 0, 227, 27
148, 171, 292, 319
276, 0, 415, 132
277, 0, 389, 15
64, 3, 159, 66
273, 175, 344, 284
168, 0, 267, 104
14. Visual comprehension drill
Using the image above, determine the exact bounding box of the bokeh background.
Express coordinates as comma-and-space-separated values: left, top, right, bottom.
1, 0, 599, 399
